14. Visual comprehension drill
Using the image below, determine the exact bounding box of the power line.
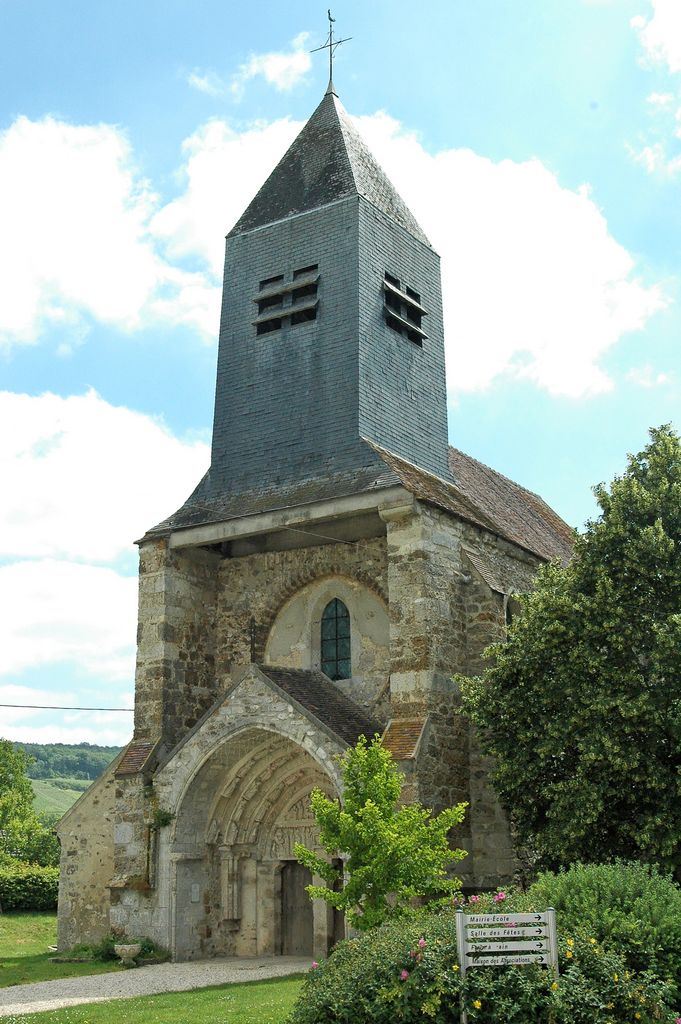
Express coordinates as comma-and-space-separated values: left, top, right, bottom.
0, 703, 133, 712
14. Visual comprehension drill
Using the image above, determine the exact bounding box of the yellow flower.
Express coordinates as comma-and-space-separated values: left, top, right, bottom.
473, 1000, 482, 1010
635, 1014, 641, 1020
565, 950, 573, 959
452, 964, 460, 972
566, 938, 574, 947
613, 973, 619, 982
551, 981, 558, 991
589, 937, 597, 944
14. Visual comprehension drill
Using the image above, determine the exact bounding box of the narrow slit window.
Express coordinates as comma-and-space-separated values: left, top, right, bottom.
321, 599, 351, 680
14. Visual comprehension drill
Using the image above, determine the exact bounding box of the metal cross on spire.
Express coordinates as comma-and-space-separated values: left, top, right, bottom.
310, 10, 351, 88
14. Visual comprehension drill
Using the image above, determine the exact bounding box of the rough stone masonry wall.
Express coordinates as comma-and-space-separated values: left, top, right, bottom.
383, 501, 475, 877
57, 759, 119, 950
384, 500, 543, 889
133, 539, 220, 752
215, 536, 388, 687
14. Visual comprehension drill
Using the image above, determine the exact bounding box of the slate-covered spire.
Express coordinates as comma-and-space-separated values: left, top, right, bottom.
145, 85, 450, 539
229, 89, 431, 248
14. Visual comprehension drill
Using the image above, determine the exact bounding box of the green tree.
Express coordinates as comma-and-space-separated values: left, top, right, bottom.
0, 739, 60, 867
294, 735, 467, 931
461, 425, 681, 874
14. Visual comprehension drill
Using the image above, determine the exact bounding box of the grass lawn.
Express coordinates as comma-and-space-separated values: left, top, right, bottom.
0, 914, 120, 988
1, 975, 304, 1024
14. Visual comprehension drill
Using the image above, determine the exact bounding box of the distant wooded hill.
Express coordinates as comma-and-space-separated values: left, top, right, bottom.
14, 742, 123, 780
12, 742, 123, 818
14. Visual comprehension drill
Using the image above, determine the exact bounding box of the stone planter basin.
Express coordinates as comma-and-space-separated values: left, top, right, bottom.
113, 942, 141, 967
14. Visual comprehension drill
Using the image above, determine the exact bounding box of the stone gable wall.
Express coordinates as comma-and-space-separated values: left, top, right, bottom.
56, 760, 119, 950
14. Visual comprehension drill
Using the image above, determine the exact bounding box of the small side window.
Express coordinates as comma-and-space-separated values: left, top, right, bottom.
321, 598, 351, 680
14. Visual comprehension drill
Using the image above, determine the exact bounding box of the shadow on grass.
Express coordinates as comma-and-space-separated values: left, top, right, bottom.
0, 952, 121, 989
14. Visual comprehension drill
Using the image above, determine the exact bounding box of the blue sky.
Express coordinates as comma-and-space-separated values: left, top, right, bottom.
1, 0, 679, 745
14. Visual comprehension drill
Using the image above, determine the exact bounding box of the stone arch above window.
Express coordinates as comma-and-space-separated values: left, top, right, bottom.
321, 598, 351, 680
263, 575, 389, 708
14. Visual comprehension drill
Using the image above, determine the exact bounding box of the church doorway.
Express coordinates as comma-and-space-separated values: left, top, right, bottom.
280, 862, 313, 955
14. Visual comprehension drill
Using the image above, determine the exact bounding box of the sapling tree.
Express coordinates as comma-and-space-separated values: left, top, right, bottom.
294, 734, 467, 930
461, 425, 681, 874
0, 739, 60, 867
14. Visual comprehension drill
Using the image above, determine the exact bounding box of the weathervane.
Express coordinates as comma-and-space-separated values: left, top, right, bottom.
310, 10, 352, 84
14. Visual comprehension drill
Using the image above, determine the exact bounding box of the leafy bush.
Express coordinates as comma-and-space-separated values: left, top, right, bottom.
525, 861, 681, 1001
288, 897, 680, 1024
0, 863, 59, 910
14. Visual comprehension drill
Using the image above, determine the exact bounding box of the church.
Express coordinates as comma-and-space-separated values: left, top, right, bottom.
57, 78, 572, 961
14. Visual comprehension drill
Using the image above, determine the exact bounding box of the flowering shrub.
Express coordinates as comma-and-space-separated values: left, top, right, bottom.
525, 861, 681, 1002
288, 893, 680, 1024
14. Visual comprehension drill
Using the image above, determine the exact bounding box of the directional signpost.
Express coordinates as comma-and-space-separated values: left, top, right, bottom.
455, 909, 559, 1024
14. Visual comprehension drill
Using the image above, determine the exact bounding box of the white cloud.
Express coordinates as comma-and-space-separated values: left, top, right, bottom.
632, 1, 681, 73
230, 32, 312, 99
629, 5, 681, 175
626, 364, 672, 386
0, 116, 219, 348
187, 69, 227, 97
0, 389, 209, 562
150, 118, 301, 275
628, 138, 681, 174
0, 390, 210, 692
647, 91, 675, 107
0, 560, 137, 680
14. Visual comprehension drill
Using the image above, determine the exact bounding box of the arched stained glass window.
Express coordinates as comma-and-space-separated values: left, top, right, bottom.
321, 599, 351, 680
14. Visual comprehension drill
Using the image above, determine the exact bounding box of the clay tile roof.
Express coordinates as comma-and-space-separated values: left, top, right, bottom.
115, 741, 156, 777
228, 89, 431, 247
367, 441, 573, 565
448, 448, 574, 565
258, 665, 384, 748
382, 718, 427, 760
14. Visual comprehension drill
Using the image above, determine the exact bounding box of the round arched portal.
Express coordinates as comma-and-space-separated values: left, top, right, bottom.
171, 727, 340, 961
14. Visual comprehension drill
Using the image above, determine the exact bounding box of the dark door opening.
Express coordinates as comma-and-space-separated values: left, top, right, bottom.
281, 861, 313, 956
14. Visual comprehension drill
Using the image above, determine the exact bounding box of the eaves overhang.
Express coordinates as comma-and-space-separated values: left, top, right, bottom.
166, 484, 412, 551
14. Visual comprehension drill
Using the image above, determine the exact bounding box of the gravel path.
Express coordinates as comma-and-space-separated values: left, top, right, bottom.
0, 956, 310, 1017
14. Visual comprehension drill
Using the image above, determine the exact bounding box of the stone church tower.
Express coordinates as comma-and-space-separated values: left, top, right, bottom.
57, 83, 572, 961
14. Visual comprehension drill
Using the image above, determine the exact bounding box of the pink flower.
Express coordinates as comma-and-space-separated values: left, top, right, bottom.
311, 961, 319, 969
409, 949, 416, 958
418, 937, 427, 948
400, 969, 409, 981
493, 891, 507, 902
469, 895, 481, 903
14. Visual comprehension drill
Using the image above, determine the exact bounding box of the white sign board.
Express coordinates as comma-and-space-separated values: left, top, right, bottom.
455, 907, 559, 1024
